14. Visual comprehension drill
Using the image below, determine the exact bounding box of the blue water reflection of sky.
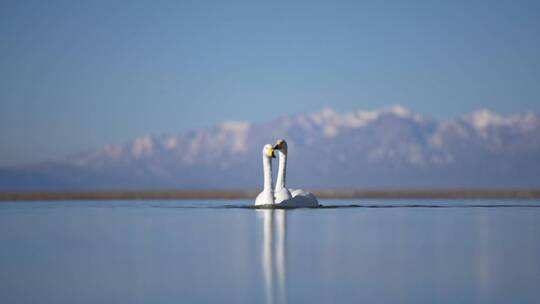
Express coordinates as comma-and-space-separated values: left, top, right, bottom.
0, 200, 539, 303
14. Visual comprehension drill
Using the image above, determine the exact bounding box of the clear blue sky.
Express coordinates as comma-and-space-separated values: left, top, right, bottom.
1, 0, 539, 165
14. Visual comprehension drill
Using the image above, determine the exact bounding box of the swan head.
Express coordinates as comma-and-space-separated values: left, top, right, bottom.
273, 139, 288, 154
263, 144, 276, 158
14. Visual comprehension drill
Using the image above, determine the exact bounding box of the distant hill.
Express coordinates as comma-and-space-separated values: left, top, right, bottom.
2, 105, 540, 191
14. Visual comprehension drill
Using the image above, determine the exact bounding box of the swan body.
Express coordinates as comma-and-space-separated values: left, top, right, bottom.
255, 144, 276, 206
276, 190, 319, 208
273, 139, 319, 207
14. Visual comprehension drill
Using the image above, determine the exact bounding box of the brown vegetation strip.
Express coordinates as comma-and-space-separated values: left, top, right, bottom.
1, 189, 540, 201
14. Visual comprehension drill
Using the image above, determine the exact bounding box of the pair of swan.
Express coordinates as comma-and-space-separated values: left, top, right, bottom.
255, 139, 319, 207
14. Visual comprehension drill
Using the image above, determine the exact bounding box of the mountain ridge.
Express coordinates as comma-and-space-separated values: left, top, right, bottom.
2, 105, 539, 191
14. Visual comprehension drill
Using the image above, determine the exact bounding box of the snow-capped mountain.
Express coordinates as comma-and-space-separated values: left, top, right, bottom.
2, 106, 539, 191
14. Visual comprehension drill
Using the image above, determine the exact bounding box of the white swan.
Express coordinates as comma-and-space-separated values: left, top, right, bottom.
255, 144, 276, 206
273, 139, 319, 207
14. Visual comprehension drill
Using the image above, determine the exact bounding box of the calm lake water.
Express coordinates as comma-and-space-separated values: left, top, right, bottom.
1, 199, 539, 304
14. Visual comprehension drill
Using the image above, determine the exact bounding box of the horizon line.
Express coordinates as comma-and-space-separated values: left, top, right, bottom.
2, 189, 540, 201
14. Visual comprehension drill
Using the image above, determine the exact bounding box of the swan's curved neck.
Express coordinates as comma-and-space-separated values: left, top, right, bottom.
276, 151, 287, 190
263, 155, 274, 193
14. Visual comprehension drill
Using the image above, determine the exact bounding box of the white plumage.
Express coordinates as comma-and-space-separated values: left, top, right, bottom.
254, 144, 276, 206
272, 139, 319, 208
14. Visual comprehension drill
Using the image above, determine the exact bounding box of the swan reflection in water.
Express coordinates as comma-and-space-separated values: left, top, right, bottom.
259, 209, 288, 304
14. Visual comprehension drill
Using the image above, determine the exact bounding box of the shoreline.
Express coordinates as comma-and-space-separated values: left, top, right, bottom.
1, 189, 540, 201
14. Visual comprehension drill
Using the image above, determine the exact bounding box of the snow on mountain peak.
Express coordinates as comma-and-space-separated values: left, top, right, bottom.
163, 136, 179, 150
305, 105, 422, 137
467, 109, 539, 130
218, 121, 251, 152
310, 107, 339, 124
379, 105, 425, 123
308, 107, 341, 137
219, 121, 251, 133
132, 136, 154, 158
382, 105, 411, 117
